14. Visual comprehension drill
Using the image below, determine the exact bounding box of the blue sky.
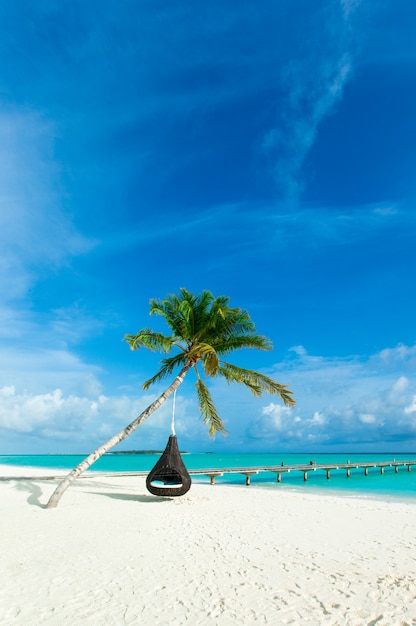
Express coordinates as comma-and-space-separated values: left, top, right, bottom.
1, 0, 416, 454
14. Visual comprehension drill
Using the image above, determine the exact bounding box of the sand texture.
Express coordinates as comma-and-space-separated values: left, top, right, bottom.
1, 465, 416, 625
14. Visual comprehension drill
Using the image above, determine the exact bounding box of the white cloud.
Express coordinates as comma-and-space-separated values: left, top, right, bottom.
247, 343, 416, 448
247, 402, 303, 444
404, 397, 416, 416
260, 402, 294, 432
311, 411, 326, 426
290, 345, 307, 357
0, 386, 98, 434
359, 413, 376, 424
0, 381, 199, 452
392, 376, 409, 392
375, 344, 416, 368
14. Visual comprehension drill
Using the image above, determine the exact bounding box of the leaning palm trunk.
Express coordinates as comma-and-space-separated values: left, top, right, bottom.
45, 363, 192, 509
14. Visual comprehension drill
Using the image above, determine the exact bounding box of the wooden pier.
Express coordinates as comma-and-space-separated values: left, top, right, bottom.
187, 459, 416, 485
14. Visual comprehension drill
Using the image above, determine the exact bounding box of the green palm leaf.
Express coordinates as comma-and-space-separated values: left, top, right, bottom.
143, 353, 187, 390
124, 329, 174, 353
219, 362, 295, 406
195, 378, 227, 436
214, 334, 273, 354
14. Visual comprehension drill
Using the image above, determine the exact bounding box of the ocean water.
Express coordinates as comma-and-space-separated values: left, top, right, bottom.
1, 452, 416, 501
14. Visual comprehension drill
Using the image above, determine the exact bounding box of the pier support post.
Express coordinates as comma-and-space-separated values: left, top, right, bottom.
205, 473, 223, 485
241, 471, 258, 486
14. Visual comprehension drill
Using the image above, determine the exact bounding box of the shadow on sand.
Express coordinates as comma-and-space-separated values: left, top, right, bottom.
90, 491, 173, 503
13, 480, 45, 508
6, 478, 174, 507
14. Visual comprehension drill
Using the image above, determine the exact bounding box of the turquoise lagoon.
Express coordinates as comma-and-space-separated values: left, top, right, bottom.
1, 452, 416, 501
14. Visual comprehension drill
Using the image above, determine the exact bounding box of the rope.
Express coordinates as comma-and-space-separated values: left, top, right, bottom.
171, 389, 176, 436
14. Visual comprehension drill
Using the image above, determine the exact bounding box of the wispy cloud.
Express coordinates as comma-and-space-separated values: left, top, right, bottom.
340, 0, 364, 20
0, 107, 93, 301
263, 0, 362, 204
0, 344, 101, 396
97, 197, 406, 264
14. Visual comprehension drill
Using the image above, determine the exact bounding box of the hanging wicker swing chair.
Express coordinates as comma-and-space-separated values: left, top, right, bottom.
146, 434, 192, 497
146, 391, 192, 497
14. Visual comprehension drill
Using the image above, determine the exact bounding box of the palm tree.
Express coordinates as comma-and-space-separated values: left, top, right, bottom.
45, 289, 294, 508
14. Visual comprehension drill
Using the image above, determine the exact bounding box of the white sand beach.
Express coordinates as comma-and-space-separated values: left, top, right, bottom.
1, 465, 416, 625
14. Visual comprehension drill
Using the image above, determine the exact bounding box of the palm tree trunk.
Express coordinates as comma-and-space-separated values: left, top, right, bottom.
45, 363, 192, 509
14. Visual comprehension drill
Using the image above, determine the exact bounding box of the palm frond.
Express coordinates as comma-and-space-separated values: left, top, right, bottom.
143, 353, 188, 390
149, 289, 214, 343
195, 378, 227, 436
178, 289, 216, 340
202, 349, 220, 377
221, 309, 256, 337
197, 300, 256, 343
219, 362, 295, 407
214, 334, 273, 355
124, 329, 174, 353
187, 343, 220, 376
150, 295, 188, 339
